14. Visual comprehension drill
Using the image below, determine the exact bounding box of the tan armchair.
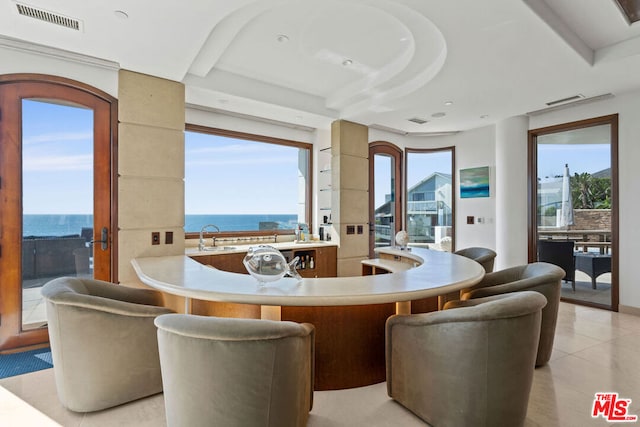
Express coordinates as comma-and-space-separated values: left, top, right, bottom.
437, 247, 496, 309
386, 291, 546, 427
454, 246, 497, 273
155, 314, 315, 427
458, 262, 565, 366
41, 277, 174, 412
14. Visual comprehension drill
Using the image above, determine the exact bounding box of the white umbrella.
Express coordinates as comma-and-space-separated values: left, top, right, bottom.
558, 163, 574, 228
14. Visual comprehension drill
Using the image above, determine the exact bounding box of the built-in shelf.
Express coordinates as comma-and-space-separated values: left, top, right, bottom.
318, 146, 332, 223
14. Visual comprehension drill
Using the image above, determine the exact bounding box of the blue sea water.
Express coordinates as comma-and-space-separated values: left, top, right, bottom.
184, 214, 297, 232
23, 214, 93, 237
22, 214, 298, 236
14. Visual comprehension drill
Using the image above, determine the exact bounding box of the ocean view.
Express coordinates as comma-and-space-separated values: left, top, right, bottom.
23, 214, 298, 237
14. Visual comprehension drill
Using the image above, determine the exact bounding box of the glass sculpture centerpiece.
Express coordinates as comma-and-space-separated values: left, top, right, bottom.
395, 230, 410, 250
243, 245, 301, 284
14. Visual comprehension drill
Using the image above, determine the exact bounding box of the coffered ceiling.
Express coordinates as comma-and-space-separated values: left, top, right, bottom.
2, 0, 640, 132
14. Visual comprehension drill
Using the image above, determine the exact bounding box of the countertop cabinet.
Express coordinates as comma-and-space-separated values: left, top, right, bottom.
189, 252, 246, 274
189, 244, 337, 278
292, 245, 337, 278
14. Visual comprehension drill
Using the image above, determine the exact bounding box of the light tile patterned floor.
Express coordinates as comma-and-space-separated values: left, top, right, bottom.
1, 302, 639, 426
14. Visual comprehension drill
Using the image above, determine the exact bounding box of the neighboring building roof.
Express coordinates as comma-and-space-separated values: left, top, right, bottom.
407, 172, 452, 193
375, 172, 452, 216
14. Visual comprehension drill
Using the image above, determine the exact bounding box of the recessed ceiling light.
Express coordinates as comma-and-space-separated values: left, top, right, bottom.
276, 34, 289, 43
444, 101, 453, 106
431, 112, 446, 118
342, 59, 353, 66
114, 10, 128, 19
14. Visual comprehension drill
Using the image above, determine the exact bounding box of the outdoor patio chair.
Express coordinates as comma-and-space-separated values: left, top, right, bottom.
537, 239, 576, 291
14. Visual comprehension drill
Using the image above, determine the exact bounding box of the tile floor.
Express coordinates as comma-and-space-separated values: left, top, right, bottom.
22, 287, 48, 329
2, 302, 639, 426
560, 271, 612, 307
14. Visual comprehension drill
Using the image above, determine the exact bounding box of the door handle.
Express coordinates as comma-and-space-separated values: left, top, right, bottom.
90, 227, 109, 251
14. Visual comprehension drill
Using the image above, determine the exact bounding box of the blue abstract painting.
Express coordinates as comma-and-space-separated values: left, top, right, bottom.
460, 166, 490, 198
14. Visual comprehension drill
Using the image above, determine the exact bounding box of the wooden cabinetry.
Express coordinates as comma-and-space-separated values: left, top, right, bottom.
189, 245, 337, 278
291, 245, 337, 278
190, 252, 246, 274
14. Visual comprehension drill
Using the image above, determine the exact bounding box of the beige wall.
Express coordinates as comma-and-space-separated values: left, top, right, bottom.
117, 70, 185, 292
331, 120, 369, 276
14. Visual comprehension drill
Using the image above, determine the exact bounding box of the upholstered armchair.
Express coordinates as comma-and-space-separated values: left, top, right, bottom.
155, 314, 315, 427
42, 277, 174, 412
458, 262, 565, 366
386, 291, 546, 427
454, 246, 497, 273
437, 247, 496, 309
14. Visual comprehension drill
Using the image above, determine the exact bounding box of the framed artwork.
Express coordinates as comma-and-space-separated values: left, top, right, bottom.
460, 166, 490, 198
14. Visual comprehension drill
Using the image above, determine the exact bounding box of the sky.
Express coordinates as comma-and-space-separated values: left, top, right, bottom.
184, 131, 303, 215
22, 98, 611, 215
537, 143, 610, 180
22, 99, 93, 214
21, 99, 304, 216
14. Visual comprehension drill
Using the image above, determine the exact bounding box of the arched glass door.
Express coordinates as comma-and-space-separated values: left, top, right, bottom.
0, 76, 116, 350
369, 142, 402, 256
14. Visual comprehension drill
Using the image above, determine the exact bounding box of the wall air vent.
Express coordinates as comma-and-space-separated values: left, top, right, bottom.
16, 3, 81, 31
408, 117, 429, 124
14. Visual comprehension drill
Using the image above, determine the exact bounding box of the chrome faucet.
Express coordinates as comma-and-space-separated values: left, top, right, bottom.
199, 224, 220, 251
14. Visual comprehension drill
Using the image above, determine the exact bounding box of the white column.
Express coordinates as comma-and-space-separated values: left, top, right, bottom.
495, 116, 529, 270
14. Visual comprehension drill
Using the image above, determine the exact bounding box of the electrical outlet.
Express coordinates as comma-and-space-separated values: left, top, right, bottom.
152, 232, 160, 245
466, 216, 475, 225
165, 231, 173, 244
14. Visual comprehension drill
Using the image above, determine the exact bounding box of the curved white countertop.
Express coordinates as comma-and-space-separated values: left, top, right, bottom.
131, 247, 484, 306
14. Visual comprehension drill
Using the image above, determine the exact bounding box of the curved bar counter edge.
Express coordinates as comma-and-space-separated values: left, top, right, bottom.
131, 247, 484, 390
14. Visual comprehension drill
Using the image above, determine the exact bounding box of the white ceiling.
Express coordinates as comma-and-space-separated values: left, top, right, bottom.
2, 0, 640, 133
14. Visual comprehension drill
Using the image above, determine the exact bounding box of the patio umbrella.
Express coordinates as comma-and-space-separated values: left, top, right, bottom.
558, 163, 574, 228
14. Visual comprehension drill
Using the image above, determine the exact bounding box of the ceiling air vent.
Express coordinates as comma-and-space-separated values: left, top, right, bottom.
16, 3, 81, 31
545, 94, 584, 106
408, 117, 429, 125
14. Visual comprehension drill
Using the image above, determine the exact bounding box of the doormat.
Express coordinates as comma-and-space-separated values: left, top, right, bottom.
0, 348, 52, 379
